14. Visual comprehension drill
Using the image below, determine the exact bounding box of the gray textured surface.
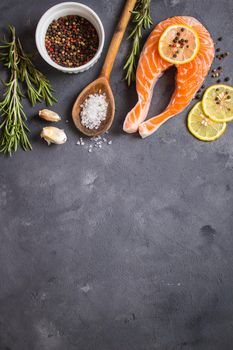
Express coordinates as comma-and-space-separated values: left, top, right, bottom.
1, 0, 233, 349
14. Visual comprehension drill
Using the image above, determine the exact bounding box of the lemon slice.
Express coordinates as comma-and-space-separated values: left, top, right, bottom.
202, 84, 233, 122
187, 102, 226, 141
158, 24, 200, 65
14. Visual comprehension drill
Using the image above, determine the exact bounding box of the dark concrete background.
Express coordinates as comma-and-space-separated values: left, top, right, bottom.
1, 0, 233, 349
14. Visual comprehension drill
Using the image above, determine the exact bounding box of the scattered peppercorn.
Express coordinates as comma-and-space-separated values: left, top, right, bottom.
45, 15, 99, 68
217, 37, 222, 41
224, 77, 230, 82
216, 79, 221, 83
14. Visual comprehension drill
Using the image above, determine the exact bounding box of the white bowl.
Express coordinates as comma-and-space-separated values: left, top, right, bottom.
35, 2, 105, 74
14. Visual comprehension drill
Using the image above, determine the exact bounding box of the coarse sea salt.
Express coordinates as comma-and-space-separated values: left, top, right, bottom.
80, 93, 108, 130
76, 134, 112, 153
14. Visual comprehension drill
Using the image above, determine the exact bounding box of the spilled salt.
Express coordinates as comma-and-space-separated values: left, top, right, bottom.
75, 134, 112, 153
80, 93, 108, 130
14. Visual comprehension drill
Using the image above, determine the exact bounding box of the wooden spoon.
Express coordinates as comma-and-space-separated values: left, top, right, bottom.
72, 0, 137, 137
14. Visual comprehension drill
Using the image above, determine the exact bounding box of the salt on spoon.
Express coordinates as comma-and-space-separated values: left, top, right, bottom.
80, 93, 108, 130
72, 0, 137, 137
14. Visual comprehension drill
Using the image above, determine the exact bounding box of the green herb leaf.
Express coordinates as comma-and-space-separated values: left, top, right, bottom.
124, 0, 153, 86
0, 26, 32, 155
17, 39, 57, 107
0, 25, 57, 155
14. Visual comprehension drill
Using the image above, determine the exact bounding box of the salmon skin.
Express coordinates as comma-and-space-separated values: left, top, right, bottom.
123, 16, 214, 138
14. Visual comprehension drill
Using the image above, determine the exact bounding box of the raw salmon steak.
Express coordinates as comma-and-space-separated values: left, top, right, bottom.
123, 16, 214, 138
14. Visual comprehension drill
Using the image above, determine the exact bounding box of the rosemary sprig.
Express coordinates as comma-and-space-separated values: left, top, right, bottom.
0, 25, 57, 155
124, 0, 152, 85
0, 26, 32, 155
18, 40, 57, 106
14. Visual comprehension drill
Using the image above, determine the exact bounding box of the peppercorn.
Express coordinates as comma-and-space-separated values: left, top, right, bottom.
224, 77, 230, 82
45, 15, 99, 68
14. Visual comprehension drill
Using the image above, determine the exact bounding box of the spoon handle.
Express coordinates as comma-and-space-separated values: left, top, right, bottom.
100, 0, 137, 80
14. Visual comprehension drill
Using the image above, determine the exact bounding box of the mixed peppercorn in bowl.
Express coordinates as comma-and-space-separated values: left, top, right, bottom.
36, 2, 105, 73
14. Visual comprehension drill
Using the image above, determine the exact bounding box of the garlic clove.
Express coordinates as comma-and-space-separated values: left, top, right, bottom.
39, 109, 61, 122
41, 127, 67, 145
